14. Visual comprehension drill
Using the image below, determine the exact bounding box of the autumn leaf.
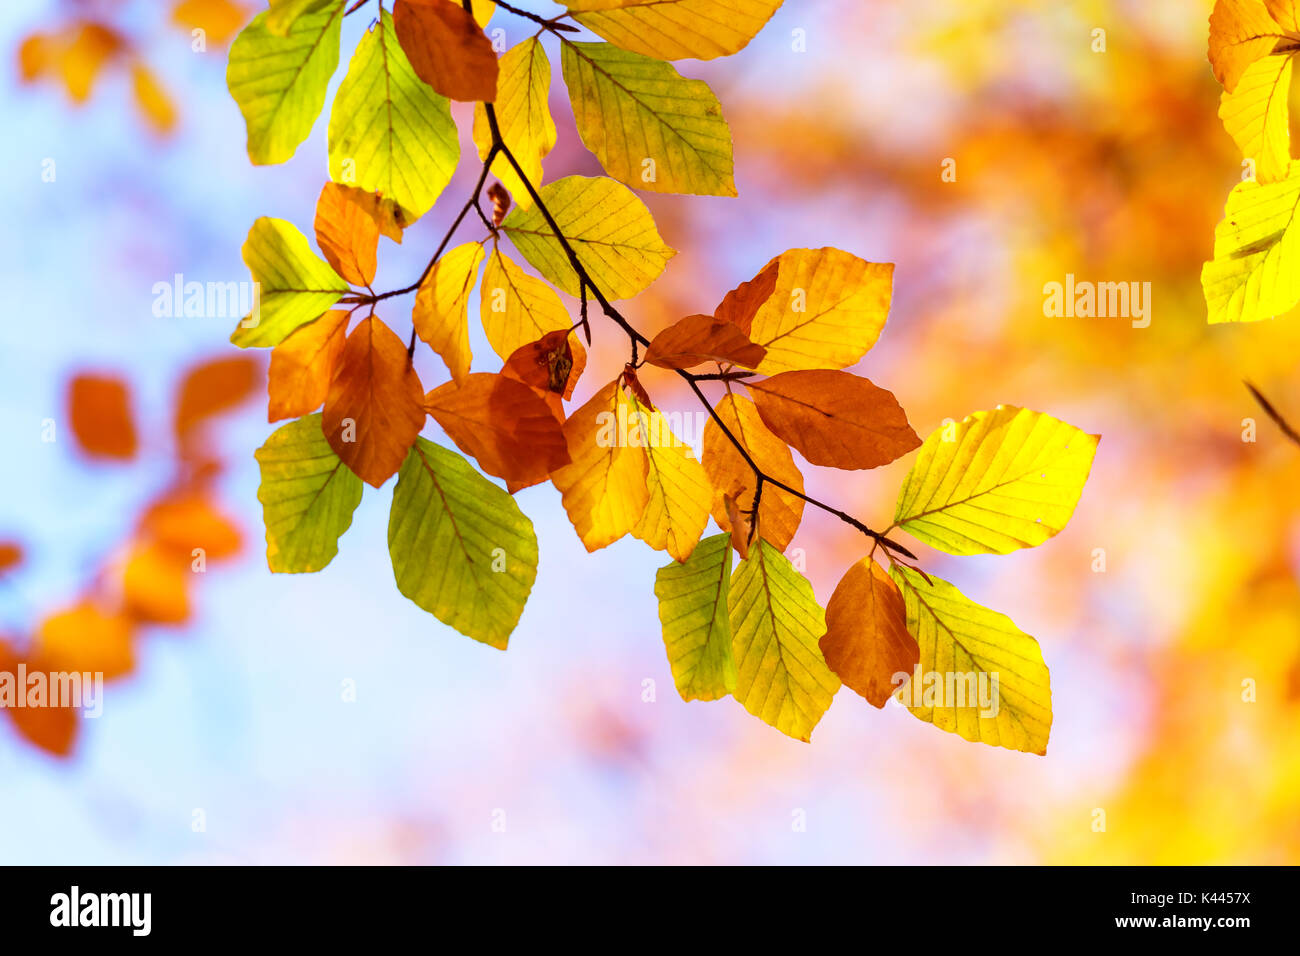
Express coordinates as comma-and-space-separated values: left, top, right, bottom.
68, 373, 137, 460
1202, 160, 1300, 323
393, 0, 498, 102
747, 369, 920, 470
473, 37, 556, 206
227, 6, 343, 164
172, 0, 255, 45
890, 565, 1052, 755
565, 0, 784, 61
328, 8, 459, 220
745, 247, 894, 374
175, 355, 261, 438
35, 603, 134, 680
713, 258, 780, 333
1, 640, 79, 756
322, 316, 426, 487
267, 0, 342, 36
480, 246, 574, 360
425, 373, 571, 485
893, 406, 1098, 555
628, 393, 712, 562
502, 175, 676, 299
550, 381, 650, 551
501, 329, 586, 406
268, 309, 349, 421
653, 533, 736, 701
314, 181, 380, 287
702, 393, 804, 551
1219, 53, 1293, 184
388, 438, 538, 648
729, 538, 840, 741
139, 495, 242, 560
561, 41, 735, 196
256, 413, 364, 572
643, 313, 766, 370
1208, 0, 1300, 91
820, 558, 918, 709
130, 62, 176, 135
0, 542, 23, 575
122, 543, 190, 625
230, 217, 349, 348
413, 242, 486, 385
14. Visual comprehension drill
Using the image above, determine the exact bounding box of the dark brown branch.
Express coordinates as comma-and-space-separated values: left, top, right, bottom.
1246, 381, 1300, 447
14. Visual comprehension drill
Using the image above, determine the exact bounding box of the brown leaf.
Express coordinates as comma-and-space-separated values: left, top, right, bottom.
500, 329, 589, 422
747, 369, 920, 470
713, 259, 780, 335
0, 541, 24, 575
268, 309, 349, 421
426, 372, 571, 485
68, 373, 137, 460
314, 181, 380, 287
723, 492, 752, 560
702, 393, 804, 551
175, 355, 261, 438
820, 558, 919, 708
323, 316, 426, 487
643, 313, 766, 370
393, 0, 499, 102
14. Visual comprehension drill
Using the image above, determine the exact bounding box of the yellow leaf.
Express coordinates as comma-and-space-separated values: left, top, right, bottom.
479, 247, 573, 360
1209, 0, 1298, 91
550, 381, 649, 551
414, 242, 486, 384
890, 565, 1052, 755
565, 0, 784, 61
473, 37, 556, 207
728, 538, 840, 742
130, 62, 176, 134
893, 406, 1098, 555
746, 247, 893, 374
628, 394, 712, 562
702, 393, 804, 552
501, 175, 676, 299
1201, 159, 1300, 323
561, 40, 735, 196
1219, 53, 1293, 184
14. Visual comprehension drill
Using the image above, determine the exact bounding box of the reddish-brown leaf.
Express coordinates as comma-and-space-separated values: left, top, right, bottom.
644, 313, 766, 370
393, 0, 499, 102
713, 259, 780, 335
501, 329, 588, 420
747, 369, 920, 470
268, 309, 349, 422
426, 373, 571, 485
68, 373, 137, 460
175, 355, 261, 438
821, 558, 919, 708
1, 638, 79, 756
314, 181, 380, 287
322, 316, 426, 487
0, 541, 23, 575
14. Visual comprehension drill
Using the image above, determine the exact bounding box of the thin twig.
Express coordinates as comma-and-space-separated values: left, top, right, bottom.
1246, 381, 1300, 447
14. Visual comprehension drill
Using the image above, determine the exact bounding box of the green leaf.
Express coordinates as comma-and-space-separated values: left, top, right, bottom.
255, 413, 364, 573
267, 0, 342, 36
328, 9, 460, 221
565, 0, 784, 61
654, 533, 736, 701
728, 538, 840, 741
231, 217, 350, 348
889, 566, 1052, 755
1202, 160, 1300, 323
561, 41, 735, 196
388, 438, 539, 649
502, 175, 676, 299
227, 7, 344, 165
893, 406, 1098, 555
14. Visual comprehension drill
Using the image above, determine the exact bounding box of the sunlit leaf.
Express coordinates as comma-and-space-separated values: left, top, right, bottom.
68, 374, 137, 460
820, 557, 918, 709
413, 242, 486, 385
1208, 0, 1298, 91
480, 246, 573, 360
393, 0, 498, 102
473, 37, 556, 206
268, 309, 349, 421
314, 181, 380, 287
653, 532, 736, 701
565, 0, 784, 61
1219, 53, 1293, 184
628, 393, 711, 562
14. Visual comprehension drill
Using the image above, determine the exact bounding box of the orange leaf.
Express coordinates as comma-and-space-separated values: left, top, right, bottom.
643, 313, 766, 370
268, 309, 349, 421
170, 0, 250, 46
501, 330, 588, 421
68, 373, 137, 460
702, 393, 804, 551
393, 0, 499, 102
0, 541, 23, 575
34, 602, 134, 680
122, 543, 191, 625
425, 373, 571, 485
820, 558, 919, 708
713, 259, 779, 334
322, 316, 426, 487
139, 494, 242, 560
349, 188, 408, 242
175, 355, 261, 438
314, 181, 380, 287
1, 642, 80, 757
747, 370, 920, 470
57, 23, 123, 102
131, 62, 177, 135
